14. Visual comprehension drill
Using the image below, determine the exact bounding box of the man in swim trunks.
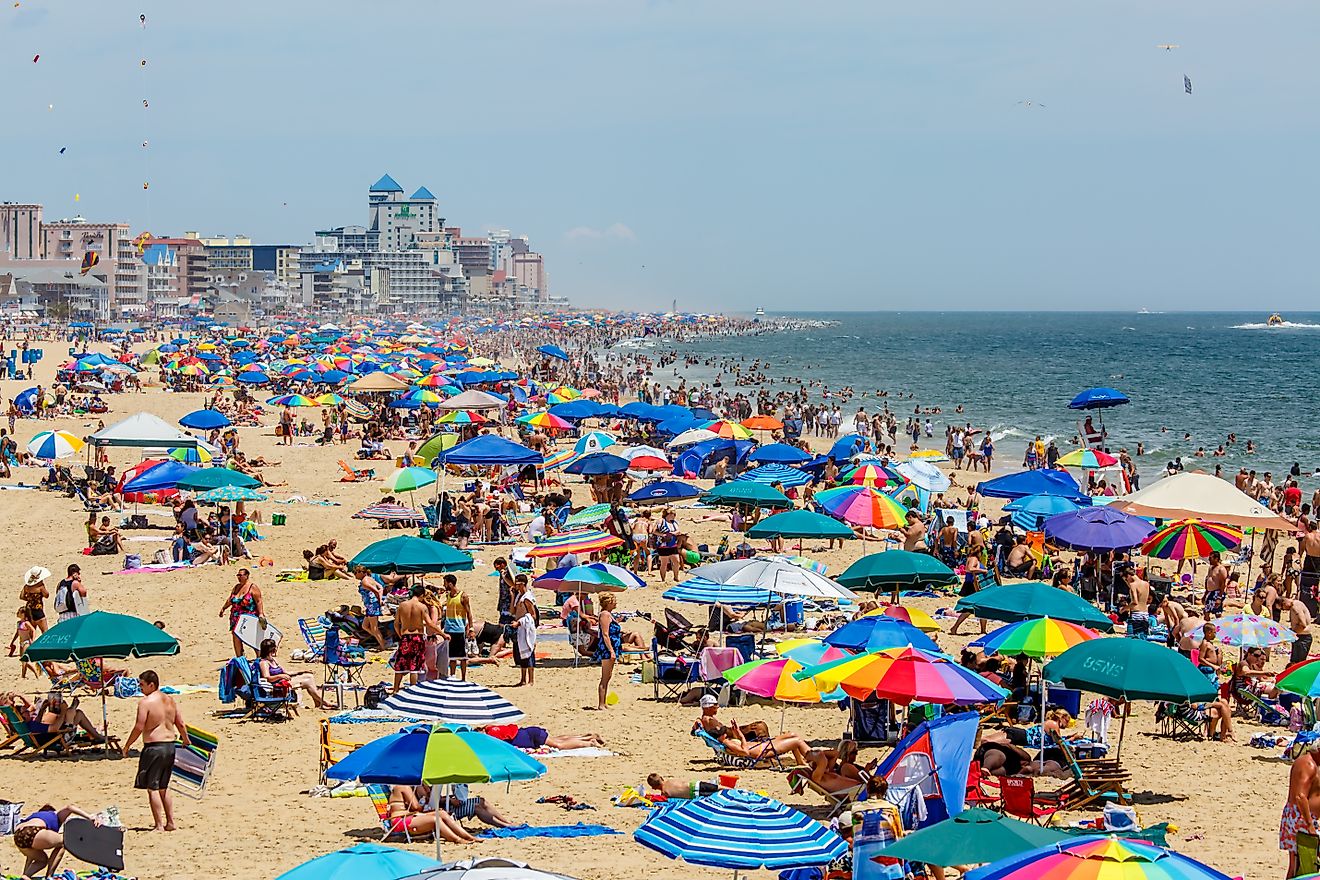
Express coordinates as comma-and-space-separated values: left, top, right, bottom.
121, 670, 188, 832
393, 584, 444, 692
1283, 732, 1320, 876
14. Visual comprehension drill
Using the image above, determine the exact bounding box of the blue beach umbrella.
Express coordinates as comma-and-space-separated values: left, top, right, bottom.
662, 578, 774, 606
564, 452, 630, 475
634, 788, 847, 872
178, 409, 231, 430
1044, 504, 1154, 551
628, 479, 701, 504
823, 615, 941, 653
536, 344, 569, 361
735, 463, 812, 488
235, 370, 270, 385
1003, 493, 1086, 531
747, 443, 813, 465
1068, 387, 1130, 409
274, 843, 440, 880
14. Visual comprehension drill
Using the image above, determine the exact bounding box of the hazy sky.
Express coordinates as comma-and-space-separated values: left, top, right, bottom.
6, 1, 1316, 311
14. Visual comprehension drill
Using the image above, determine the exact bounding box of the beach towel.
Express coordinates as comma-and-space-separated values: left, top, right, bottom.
111, 562, 191, 574
328, 709, 430, 725
525, 747, 614, 759
477, 823, 619, 839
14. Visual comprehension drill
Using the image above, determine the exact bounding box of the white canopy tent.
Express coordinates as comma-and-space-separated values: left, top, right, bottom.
89, 412, 198, 448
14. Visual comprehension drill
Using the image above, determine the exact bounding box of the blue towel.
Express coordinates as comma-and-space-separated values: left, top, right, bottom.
478, 823, 619, 839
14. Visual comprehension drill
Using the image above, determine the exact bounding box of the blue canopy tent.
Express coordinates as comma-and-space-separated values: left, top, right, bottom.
1002, 493, 1089, 531
872, 712, 978, 829
121, 460, 201, 494
436, 435, 541, 467
671, 438, 753, 479
975, 469, 1086, 502
747, 443, 813, 466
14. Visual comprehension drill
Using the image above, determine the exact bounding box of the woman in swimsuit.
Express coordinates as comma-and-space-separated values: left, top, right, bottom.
12, 803, 97, 878
258, 639, 334, 710
218, 568, 263, 657
385, 785, 476, 843
20, 567, 50, 634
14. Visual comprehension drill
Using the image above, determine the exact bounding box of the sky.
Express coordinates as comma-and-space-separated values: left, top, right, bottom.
5, 1, 1317, 312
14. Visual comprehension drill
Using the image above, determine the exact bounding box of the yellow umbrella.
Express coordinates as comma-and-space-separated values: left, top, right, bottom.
862, 604, 941, 633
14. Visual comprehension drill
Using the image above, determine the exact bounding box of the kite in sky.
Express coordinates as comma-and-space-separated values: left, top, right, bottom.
1184, 75, 1193, 94
80, 251, 100, 276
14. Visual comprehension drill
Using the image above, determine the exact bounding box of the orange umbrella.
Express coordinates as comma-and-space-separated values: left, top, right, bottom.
742, 415, 784, 431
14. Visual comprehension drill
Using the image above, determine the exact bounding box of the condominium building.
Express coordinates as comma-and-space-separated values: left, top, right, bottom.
0, 203, 43, 260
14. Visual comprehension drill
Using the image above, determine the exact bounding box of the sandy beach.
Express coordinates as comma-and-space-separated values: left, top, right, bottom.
0, 334, 1291, 880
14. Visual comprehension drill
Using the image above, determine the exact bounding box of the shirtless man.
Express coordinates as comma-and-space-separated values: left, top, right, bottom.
1005, 538, 1038, 580
1157, 595, 1187, 647
1204, 551, 1229, 609
901, 512, 927, 553
392, 584, 445, 693
937, 518, 959, 566
1300, 522, 1320, 616
121, 670, 188, 832
1253, 577, 1281, 622
1282, 734, 1320, 877
1122, 567, 1152, 638
1278, 597, 1314, 666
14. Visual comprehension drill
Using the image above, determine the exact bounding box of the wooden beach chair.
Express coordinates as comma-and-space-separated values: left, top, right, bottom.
318, 718, 363, 785
1046, 731, 1131, 810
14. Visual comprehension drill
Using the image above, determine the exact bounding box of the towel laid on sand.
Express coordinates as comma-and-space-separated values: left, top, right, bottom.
478, 823, 619, 840
526, 747, 615, 759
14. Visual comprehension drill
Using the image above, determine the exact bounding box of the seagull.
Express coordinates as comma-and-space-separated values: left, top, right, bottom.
1016, 100, 1046, 109
1157, 43, 1180, 51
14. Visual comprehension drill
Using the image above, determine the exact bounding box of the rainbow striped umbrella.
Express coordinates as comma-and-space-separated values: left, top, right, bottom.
526, 528, 624, 558
815, 485, 908, 529
436, 409, 487, 425
267, 394, 319, 407
414, 374, 454, 388
723, 657, 844, 703
517, 411, 574, 430
540, 448, 578, 470
796, 647, 1008, 705
845, 463, 901, 487
965, 835, 1234, 880
703, 419, 754, 440
970, 617, 1101, 659
1056, 447, 1119, 469
1210, 613, 1295, 648
315, 392, 345, 406
1141, 519, 1242, 560
775, 638, 852, 667
563, 503, 613, 529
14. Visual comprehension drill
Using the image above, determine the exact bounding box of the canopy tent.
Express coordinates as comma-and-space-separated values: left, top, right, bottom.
90, 411, 199, 448
437, 434, 541, 466
346, 371, 409, 393
438, 390, 505, 411
1116, 472, 1293, 530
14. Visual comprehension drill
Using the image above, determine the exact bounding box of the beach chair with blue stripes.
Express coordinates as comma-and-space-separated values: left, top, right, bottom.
171, 726, 218, 799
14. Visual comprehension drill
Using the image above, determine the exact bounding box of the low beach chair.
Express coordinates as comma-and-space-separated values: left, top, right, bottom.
999, 775, 1061, 824
1047, 731, 1130, 810
232, 658, 296, 721
323, 628, 368, 708
964, 760, 1002, 808
0, 705, 70, 756
170, 726, 218, 799
366, 784, 414, 842
1154, 702, 1205, 741
651, 639, 700, 702
298, 617, 329, 659
338, 460, 375, 482
319, 718, 363, 784
691, 728, 784, 771
788, 767, 864, 817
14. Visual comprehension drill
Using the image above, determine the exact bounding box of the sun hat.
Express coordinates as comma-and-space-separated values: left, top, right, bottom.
24, 566, 51, 586
699, 694, 719, 708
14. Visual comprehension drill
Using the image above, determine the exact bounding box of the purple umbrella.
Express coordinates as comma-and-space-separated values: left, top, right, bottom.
1043, 505, 1154, 551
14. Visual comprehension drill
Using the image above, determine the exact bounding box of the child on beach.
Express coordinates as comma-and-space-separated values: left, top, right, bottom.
8, 607, 38, 677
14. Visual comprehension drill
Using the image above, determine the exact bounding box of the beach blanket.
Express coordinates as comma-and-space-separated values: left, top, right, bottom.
525, 747, 614, 759
328, 709, 429, 725
478, 823, 619, 839
127, 536, 173, 543
111, 562, 191, 574
273, 496, 341, 506
0, 484, 38, 491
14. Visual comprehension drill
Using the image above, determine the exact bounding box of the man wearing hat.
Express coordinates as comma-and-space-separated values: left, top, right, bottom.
21, 566, 51, 634
1283, 731, 1320, 877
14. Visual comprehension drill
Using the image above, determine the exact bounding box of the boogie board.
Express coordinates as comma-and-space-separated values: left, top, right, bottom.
62, 817, 125, 872
233, 613, 282, 651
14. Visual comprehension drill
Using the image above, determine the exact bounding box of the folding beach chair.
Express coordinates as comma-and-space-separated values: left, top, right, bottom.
999, 775, 1061, 824
1154, 702, 1205, 741
691, 728, 784, 771
788, 767, 864, 817
338, 460, 375, 482
298, 617, 329, 660
964, 760, 1002, 808
0, 705, 71, 756
323, 627, 368, 708
170, 726, 218, 799
319, 718, 364, 785
1047, 731, 1131, 810
651, 639, 700, 702
366, 784, 416, 842
233, 658, 296, 721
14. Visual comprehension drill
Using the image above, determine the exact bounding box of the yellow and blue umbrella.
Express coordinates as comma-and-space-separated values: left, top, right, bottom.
27, 430, 84, 460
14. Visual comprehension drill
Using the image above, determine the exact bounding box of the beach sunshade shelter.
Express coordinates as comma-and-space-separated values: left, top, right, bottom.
397, 856, 580, 880
90, 411, 198, 448
533, 564, 630, 594
564, 452, 630, 475
174, 468, 260, 492
380, 681, 525, 725
877, 808, 1069, 867
274, 843, 441, 880
438, 389, 505, 411
896, 460, 952, 492
634, 788, 847, 873
746, 510, 853, 541
1043, 505, 1154, 551
662, 579, 775, 606
965, 835, 1233, 880
976, 469, 1086, 502
347, 371, 409, 393
1044, 638, 1218, 757
734, 463, 812, 488
1211, 612, 1296, 648
1004, 493, 1086, 531
798, 647, 1008, 705
701, 481, 792, 509
747, 443, 812, 465
687, 557, 856, 601
837, 550, 958, 594
629, 479, 701, 504
525, 528, 624, 558
536, 561, 644, 591
822, 615, 941, 653
1118, 472, 1293, 530
1140, 518, 1243, 560
121, 460, 201, 494
436, 434, 541, 467
27, 430, 85, 460
814, 485, 909, 530
349, 535, 473, 573
955, 582, 1115, 632
416, 432, 460, 465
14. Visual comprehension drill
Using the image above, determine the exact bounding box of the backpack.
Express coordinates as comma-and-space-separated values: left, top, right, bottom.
363, 683, 388, 710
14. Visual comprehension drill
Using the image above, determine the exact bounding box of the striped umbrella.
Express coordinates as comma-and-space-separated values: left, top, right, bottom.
574, 431, 617, 454
197, 486, 268, 503
353, 503, 426, 523
169, 445, 213, 464
814, 485, 908, 529
343, 399, 373, 420
797, 647, 1009, 705
267, 394, 319, 407
540, 448, 578, 470
517, 411, 573, 430
1141, 519, 1243, 560
969, 617, 1101, 658
634, 788, 847, 871
735, 463, 812, 488
533, 564, 629, 594
1276, 659, 1320, 698
526, 528, 623, 558
1210, 613, 1296, 648
844, 463, 901, 488
775, 638, 852, 667
27, 430, 85, 460
702, 419, 754, 440
964, 835, 1235, 880
380, 679, 525, 725
436, 410, 487, 425
381, 467, 439, 494
723, 657, 843, 704
1056, 447, 1119, 469
823, 615, 941, 653
563, 503, 613, 529
315, 392, 346, 406
661, 579, 774, 606
536, 561, 645, 591
865, 604, 941, 633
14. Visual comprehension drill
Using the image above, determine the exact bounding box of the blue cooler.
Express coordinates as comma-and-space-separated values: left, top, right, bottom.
783, 599, 804, 627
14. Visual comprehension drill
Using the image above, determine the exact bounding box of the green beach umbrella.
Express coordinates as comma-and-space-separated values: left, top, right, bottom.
349, 535, 474, 574
701, 481, 793, 509
876, 808, 1068, 867
23, 610, 180, 661
382, 466, 439, 494
1274, 658, 1320, 698
837, 550, 959, 593
416, 432, 459, 466
954, 582, 1114, 632
175, 468, 261, 492
746, 510, 853, 540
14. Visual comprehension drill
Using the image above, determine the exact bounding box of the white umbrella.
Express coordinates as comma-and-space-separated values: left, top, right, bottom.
667, 428, 719, 448
1117, 472, 1292, 530
380, 678, 524, 725
896, 459, 951, 492
687, 557, 857, 602
400, 857, 580, 880
619, 444, 667, 460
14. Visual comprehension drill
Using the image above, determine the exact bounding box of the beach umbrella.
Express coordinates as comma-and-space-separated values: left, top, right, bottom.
573, 431, 617, 454
634, 788, 847, 872
435, 410, 487, 426
965, 836, 1232, 880
687, 557, 856, 601
235, 371, 270, 384
382, 466, 439, 495
315, 392, 346, 406
701, 481, 792, 509
703, 419, 754, 440
1276, 659, 1320, 698
1056, 447, 1119, 469
797, 647, 1008, 705
971, 617, 1101, 659
629, 480, 701, 504
197, 486, 268, 503
735, 463, 812, 488
397, 857, 580, 880
746, 510, 854, 541
517, 411, 572, 431
563, 502, 613, 529
349, 535, 473, 573
416, 433, 459, 465
896, 460, 951, 492
274, 843, 441, 880
540, 448, 579, 471
741, 415, 784, 432
1068, 387, 1130, 410
877, 808, 1069, 868
267, 393, 319, 407
1004, 493, 1086, 531
1210, 612, 1296, 648
775, 638, 851, 667
353, 503, 426, 523
533, 564, 630, 594
1141, 519, 1243, 560
169, 445, 213, 464
822, 615, 941, 653
525, 528, 624, 558
1043, 505, 1154, 551
865, 604, 941, 633
747, 443, 812, 465
667, 427, 720, 448
536, 561, 645, 591
723, 657, 844, 704
536, 344, 569, 360
327, 723, 545, 787
178, 409, 230, 430
842, 463, 901, 488
22, 610, 179, 662
26, 430, 85, 460
628, 454, 671, 472
837, 550, 959, 596
564, 452, 630, 475
662, 579, 775, 606
174, 468, 260, 492
955, 582, 1115, 632
380, 681, 525, 725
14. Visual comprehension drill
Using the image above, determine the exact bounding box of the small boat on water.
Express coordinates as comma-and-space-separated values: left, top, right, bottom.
1268, 313, 1285, 326
754, 307, 766, 317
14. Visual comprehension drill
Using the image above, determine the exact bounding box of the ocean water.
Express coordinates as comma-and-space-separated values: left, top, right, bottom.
670, 311, 1320, 487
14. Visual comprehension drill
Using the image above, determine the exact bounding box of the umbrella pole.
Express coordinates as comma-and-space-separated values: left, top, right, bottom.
431, 784, 444, 861
1116, 705, 1128, 761
102, 688, 109, 755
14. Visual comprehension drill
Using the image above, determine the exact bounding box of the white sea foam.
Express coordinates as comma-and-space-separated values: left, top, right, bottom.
1232, 321, 1320, 330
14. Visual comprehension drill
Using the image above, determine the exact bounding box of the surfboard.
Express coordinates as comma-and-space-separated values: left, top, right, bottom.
62, 818, 125, 872
233, 613, 282, 651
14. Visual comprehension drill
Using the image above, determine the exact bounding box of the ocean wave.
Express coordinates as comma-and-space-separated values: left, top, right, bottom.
1232, 321, 1320, 330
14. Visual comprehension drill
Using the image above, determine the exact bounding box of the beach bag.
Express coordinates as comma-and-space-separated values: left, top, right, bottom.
1103, 803, 1138, 833
363, 683, 388, 710
153, 549, 169, 565
0, 801, 23, 836
123, 554, 142, 570
113, 676, 142, 699
129, 514, 149, 529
